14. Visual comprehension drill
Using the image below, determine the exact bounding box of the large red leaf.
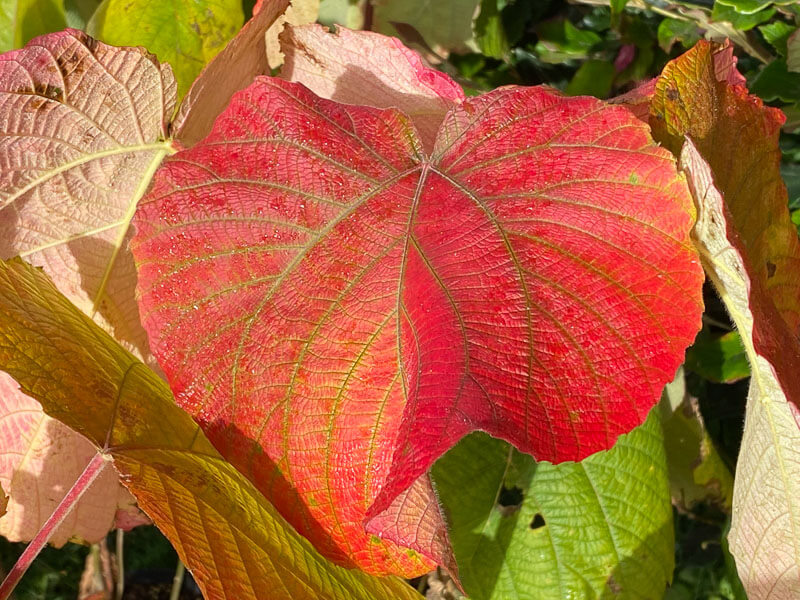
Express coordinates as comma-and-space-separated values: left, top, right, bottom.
132, 74, 703, 574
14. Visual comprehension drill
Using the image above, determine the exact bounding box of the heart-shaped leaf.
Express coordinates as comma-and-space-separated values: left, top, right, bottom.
133, 52, 703, 575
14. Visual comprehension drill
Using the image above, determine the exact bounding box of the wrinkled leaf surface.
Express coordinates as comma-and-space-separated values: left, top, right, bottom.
645, 40, 800, 599
432, 410, 673, 600
133, 46, 703, 576
0, 29, 175, 544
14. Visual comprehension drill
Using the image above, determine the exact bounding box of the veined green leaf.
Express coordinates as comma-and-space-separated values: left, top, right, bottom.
87, 0, 243, 98
432, 410, 673, 600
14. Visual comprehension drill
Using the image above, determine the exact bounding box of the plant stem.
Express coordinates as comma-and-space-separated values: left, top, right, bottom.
0, 453, 109, 600
115, 529, 125, 600
169, 560, 186, 600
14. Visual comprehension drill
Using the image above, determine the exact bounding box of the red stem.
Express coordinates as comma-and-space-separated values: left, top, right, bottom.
0, 452, 109, 600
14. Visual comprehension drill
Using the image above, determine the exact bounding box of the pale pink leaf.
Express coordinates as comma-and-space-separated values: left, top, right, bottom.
280, 24, 465, 151
0, 373, 147, 546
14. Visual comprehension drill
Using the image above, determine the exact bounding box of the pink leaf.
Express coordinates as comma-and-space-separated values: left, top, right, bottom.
0, 373, 147, 546
280, 24, 464, 151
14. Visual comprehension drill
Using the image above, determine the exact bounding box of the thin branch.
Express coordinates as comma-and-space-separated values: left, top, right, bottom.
169, 560, 186, 600
115, 529, 125, 600
0, 453, 109, 600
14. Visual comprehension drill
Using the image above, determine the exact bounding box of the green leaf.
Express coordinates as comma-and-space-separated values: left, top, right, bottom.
475, 0, 508, 59
782, 161, 800, 207
64, 0, 101, 29
87, 0, 243, 99
711, 2, 775, 31
714, 0, 793, 15
432, 410, 673, 600
759, 21, 796, 56
0, 0, 67, 51
565, 59, 615, 97
659, 369, 734, 510
788, 29, 800, 72
534, 18, 602, 63
0, 258, 422, 600
686, 329, 750, 383
610, 0, 628, 17
318, 0, 364, 29
658, 18, 701, 53
371, 0, 480, 56
751, 59, 800, 102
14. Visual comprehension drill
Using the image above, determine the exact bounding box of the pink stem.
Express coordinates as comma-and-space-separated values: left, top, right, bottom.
0, 452, 108, 600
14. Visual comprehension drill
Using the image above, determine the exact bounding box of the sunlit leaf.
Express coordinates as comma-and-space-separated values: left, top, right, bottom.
643, 39, 800, 599
683, 140, 800, 600
432, 410, 673, 600
0, 29, 176, 545
87, 0, 243, 98
174, 0, 290, 147
0, 257, 423, 600
263, 0, 319, 69
280, 24, 465, 151
133, 35, 703, 577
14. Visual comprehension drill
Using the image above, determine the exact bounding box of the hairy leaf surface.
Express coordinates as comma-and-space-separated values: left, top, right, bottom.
432, 410, 673, 600
645, 41, 800, 599
0, 29, 176, 544
0, 257, 423, 600
683, 140, 800, 600
133, 63, 703, 574
0, 29, 175, 359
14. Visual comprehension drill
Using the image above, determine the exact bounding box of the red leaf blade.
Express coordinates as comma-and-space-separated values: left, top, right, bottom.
133, 75, 703, 574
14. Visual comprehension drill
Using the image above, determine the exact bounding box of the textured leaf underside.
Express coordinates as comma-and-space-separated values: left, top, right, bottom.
133, 74, 703, 574
0, 372, 144, 545
0, 258, 423, 600
280, 24, 465, 151
646, 41, 800, 600
0, 29, 175, 543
